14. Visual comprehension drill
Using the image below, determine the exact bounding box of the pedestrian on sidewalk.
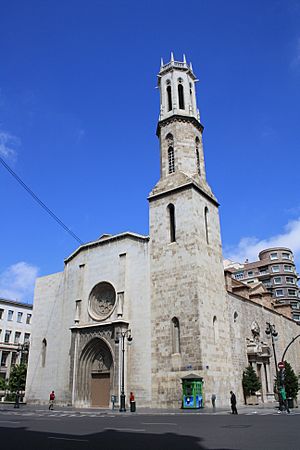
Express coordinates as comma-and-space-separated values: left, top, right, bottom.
130, 391, 136, 412
230, 391, 238, 414
279, 386, 290, 414
49, 390, 55, 410
211, 394, 216, 409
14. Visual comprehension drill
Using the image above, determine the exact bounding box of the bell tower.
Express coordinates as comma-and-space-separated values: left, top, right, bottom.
149, 54, 232, 408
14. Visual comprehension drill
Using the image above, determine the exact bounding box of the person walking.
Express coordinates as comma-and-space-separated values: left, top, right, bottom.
49, 390, 55, 410
129, 391, 136, 412
279, 386, 290, 414
211, 394, 216, 409
230, 391, 238, 414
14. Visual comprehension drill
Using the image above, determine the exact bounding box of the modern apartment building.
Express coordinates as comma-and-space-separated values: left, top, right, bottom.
0, 298, 33, 381
227, 248, 300, 322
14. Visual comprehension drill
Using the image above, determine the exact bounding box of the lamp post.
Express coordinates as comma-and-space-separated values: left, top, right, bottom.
265, 322, 279, 379
115, 329, 132, 412
14, 342, 29, 408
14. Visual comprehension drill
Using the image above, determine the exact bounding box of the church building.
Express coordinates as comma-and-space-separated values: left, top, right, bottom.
26, 55, 300, 408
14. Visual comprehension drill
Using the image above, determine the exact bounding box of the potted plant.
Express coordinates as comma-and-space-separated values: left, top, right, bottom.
242, 365, 261, 405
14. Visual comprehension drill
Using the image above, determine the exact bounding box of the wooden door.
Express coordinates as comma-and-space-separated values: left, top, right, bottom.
91, 373, 110, 407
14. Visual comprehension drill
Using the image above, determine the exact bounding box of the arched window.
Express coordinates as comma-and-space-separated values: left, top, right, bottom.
213, 316, 219, 343
178, 82, 185, 110
42, 338, 47, 368
233, 312, 238, 323
166, 84, 172, 111
168, 146, 175, 174
168, 203, 176, 242
204, 206, 209, 244
195, 138, 201, 176
171, 317, 180, 353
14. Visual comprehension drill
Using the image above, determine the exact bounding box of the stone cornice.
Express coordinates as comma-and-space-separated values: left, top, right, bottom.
148, 181, 219, 207
64, 232, 149, 265
70, 319, 130, 331
156, 115, 204, 137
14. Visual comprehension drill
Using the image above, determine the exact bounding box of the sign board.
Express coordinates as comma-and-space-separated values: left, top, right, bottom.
278, 361, 285, 369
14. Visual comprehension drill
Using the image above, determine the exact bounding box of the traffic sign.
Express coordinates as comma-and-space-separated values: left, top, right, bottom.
278, 361, 285, 369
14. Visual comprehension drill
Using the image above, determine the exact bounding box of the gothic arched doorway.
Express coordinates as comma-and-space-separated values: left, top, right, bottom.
77, 337, 114, 407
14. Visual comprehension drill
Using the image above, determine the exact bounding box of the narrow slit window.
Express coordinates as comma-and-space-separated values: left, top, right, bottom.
171, 317, 180, 353
167, 85, 172, 111
204, 207, 209, 244
196, 138, 201, 175
168, 204, 176, 242
178, 83, 185, 110
42, 338, 47, 368
168, 146, 175, 174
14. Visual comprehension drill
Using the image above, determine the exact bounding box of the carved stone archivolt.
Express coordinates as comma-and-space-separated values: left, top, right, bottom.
88, 282, 116, 321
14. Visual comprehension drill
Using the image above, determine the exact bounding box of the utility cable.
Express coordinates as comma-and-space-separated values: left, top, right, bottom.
0, 155, 84, 245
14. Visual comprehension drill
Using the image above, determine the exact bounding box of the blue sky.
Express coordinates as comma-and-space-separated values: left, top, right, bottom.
1, 0, 300, 303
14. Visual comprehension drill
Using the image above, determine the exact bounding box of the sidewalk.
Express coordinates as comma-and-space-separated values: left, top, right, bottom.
0, 401, 283, 415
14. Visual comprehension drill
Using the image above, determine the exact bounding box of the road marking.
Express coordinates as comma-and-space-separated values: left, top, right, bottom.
48, 437, 89, 442
142, 422, 177, 425
0, 420, 20, 424
104, 427, 146, 432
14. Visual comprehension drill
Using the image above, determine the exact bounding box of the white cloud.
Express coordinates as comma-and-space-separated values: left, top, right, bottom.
224, 217, 300, 267
0, 262, 39, 303
0, 130, 19, 161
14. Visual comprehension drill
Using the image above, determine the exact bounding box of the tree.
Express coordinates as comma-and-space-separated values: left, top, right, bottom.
283, 361, 299, 399
242, 365, 261, 396
0, 377, 9, 391
8, 364, 27, 393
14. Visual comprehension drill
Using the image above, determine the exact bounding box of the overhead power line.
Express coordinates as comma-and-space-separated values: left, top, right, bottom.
0, 156, 84, 245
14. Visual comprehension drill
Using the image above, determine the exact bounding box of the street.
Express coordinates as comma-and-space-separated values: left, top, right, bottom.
0, 406, 299, 450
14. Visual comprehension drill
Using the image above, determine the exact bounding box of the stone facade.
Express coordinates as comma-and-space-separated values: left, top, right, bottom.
26, 56, 300, 409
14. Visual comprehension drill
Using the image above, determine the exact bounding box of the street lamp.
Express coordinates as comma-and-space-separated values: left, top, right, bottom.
14, 342, 29, 408
265, 322, 278, 379
115, 329, 132, 412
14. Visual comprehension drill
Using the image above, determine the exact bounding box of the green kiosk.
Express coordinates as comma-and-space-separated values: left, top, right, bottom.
181, 374, 204, 409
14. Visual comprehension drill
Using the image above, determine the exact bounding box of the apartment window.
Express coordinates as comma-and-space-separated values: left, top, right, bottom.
1, 352, 9, 367
291, 302, 300, 310
7, 310, 13, 321
272, 265, 280, 273
259, 267, 268, 275
273, 277, 282, 284
275, 289, 284, 297
282, 252, 291, 260
26, 313, 32, 324
284, 265, 293, 272
11, 352, 18, 366
247, 280, 254, 284
247, 271, 253, 276
4, 330, 11, 343
24, 333, 30, 343
17, 312, 23, 323
235, 272, 244, 280
286, 277, 295, 284
270, 252, 278, 260
293, 314, 300, 321
14, 331, 21, 344
288, 289, 296, 296
0, 308, 4, 320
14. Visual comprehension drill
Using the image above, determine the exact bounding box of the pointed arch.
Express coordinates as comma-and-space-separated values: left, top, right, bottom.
166, 83, 172, 111
42, 338, 47, 368
204, 206, 209, 244
168, 203, 176, 242
168, 146, 175, 174
213, 316, 219, 343
171, 317, 180, 353
178, 82, 185, 110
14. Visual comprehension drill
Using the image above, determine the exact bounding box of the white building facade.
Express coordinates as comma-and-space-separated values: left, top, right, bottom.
0, 298, 32, 381
26, 56, 300, 408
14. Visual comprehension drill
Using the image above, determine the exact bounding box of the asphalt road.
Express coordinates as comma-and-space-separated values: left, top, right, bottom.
0, 408, 299, 450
